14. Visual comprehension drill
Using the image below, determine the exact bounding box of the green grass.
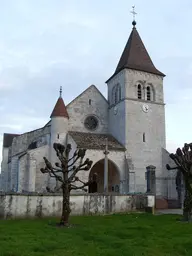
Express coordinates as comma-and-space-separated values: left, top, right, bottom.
0, 213, 192, 256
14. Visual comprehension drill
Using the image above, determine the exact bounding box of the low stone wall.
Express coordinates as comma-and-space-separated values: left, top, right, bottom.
0, 193, 155, 219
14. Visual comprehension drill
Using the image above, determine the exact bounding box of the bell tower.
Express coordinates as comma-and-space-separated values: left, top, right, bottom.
106, 10, 166, 193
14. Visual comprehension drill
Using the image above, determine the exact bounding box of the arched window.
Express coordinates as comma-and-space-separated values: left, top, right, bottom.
114, 87, 118, 104
112, 86, 117, 104
115, 84, 121, 102
147, 86, 151, 101
137, 84, 142, 99
112, 84, 121, 104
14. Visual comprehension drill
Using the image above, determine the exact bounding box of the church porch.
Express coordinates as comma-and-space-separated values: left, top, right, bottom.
88, 159, 120, 193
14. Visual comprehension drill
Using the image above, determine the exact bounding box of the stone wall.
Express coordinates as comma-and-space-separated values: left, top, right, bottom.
0, 148, 9, 191
124, 70, 166, 195
0, 193, 155, 219
11, 126, 50, 157
107, 69, 166, 194
108, 69, 126, 146
67, 85, 109, 134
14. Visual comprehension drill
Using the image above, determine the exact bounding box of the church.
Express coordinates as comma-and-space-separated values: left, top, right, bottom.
0, 19, 173, 197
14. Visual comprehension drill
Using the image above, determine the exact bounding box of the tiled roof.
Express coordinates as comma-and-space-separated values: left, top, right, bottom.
107, 26, 165, 82
50, 97, 69, 118
3, 133, 19, 148
68, 131, 126, 151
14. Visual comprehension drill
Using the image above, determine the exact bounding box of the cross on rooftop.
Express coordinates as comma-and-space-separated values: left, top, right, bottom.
130, 5, 137, 21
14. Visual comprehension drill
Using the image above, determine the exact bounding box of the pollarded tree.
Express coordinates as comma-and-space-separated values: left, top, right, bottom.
40, 143, 93, 226
166, 143, 192, 222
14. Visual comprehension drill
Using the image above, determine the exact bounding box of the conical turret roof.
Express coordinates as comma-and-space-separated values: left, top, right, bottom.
50, 87, 69, 118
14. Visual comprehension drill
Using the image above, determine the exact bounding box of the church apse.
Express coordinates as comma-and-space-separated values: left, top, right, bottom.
88, 159, 120, 193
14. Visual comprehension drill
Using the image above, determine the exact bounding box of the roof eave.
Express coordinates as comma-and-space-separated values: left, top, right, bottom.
50, 113, 69, 119
76, 145, 126, 151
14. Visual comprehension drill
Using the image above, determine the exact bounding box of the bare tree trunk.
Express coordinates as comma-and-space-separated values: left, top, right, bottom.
183, 184, 192, 222
60, 185, 71, 226
183, 191, 192, 221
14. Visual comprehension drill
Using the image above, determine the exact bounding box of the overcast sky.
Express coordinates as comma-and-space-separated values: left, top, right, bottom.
0, 0, 192, 170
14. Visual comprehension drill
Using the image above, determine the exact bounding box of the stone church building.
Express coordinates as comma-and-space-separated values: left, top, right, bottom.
0, 20, 174, 197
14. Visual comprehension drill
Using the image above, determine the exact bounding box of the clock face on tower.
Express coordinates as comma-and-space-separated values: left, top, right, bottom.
84, 116, 98, 130
142, 104, 149, 113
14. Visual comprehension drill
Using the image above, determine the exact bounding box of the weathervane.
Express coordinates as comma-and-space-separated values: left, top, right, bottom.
130, 5, 137, 27
59, 86, 62, 98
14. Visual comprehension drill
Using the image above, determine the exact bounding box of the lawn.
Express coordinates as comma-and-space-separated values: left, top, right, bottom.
0, 213, 192, 256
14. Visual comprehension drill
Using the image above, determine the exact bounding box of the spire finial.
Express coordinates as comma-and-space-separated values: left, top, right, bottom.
130, 5, 137, 27
59, 86, 62, 98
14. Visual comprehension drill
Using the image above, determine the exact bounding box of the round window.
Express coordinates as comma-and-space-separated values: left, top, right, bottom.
84, 116, 98, 130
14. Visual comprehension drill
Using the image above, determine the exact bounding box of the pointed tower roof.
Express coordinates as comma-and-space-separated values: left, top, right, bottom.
50, 87, 69, 118
106, 20, 165, 82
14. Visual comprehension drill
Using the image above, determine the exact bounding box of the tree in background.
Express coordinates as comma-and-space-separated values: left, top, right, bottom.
166, 143, 192, 222
40, 143, 93, 226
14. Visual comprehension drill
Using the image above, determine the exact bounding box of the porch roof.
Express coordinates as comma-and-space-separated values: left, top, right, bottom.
68, 131, 126, 151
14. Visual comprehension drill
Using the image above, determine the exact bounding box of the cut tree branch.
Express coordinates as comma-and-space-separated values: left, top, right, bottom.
68, 150, 78, 162
67, 156, 79, 168
70, 182, 90, 191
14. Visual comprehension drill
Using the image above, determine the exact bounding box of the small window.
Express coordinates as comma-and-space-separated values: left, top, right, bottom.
143, 133, 146, 142
89, 99, 92, 105
147, 86, 151, 101
137, 84, 142, 99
